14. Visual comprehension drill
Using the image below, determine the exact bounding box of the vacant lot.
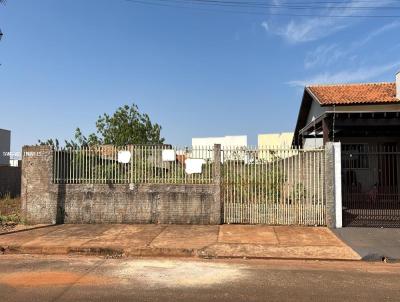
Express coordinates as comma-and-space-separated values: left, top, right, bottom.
0, 195, 21, 232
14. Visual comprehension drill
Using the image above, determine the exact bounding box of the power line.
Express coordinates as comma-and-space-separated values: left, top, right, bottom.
152, 0, 400, 10
125, 0, 400, 18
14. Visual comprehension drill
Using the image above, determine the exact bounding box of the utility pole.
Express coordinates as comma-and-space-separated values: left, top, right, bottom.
0, 0, 5, 65
0, 0, 4, 41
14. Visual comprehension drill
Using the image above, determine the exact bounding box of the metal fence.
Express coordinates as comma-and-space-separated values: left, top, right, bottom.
342, 143, 400, 227
52, 144, 327, 225
222, 147, 326, 225
53, 145, 214, 184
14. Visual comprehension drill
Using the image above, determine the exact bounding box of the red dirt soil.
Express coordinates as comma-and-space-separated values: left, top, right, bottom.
0, 271, 110, 288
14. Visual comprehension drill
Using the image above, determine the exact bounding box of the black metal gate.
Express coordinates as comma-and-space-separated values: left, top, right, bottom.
342, 144, 400, 227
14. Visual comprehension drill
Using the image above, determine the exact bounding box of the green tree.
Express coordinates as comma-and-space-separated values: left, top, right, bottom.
94, 104, 164, 146
38, 138, 60, 148
40, 103, 165, 147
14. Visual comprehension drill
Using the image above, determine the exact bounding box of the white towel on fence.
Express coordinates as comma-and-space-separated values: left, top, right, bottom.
118, 151, 131, 164
162, 149, 176, 162
185, 159, 205, 174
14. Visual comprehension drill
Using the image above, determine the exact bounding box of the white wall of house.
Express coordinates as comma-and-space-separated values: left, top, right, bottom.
0, 129, 11, 166
306, 99, 326, 125
303, 137, 324, 149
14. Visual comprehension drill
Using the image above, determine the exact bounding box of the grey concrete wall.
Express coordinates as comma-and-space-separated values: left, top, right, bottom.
0, 166, 21, 197
21, 145, 222, 225
21, 145, 56, 224
0, 129, 10, 166
54, 183, 218, 224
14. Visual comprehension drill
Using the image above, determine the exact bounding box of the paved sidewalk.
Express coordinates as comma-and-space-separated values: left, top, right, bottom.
0, 224, 361, 260
333, 228, 400, 261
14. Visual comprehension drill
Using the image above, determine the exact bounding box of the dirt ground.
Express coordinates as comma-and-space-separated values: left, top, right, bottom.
1, 254, 400, 302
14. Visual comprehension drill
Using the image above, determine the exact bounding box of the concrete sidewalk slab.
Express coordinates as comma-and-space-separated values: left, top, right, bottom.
150, 225, 218, 249
219, 225, 278, 244
0, 224, 361, 261
86, 225, 165, 249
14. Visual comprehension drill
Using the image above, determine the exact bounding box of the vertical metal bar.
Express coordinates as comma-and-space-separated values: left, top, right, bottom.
53, 148, 56, 183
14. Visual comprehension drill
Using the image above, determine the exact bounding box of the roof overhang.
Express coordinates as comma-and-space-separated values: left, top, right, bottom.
299, 110, 400, 138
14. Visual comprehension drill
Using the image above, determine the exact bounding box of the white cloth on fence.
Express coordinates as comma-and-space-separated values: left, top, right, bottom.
162, 149, 176, 162
185, 158, 205, 174
118, 151, 131, 164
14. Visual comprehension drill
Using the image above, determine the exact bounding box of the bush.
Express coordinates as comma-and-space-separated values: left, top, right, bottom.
0, 213, 21, 224
0, 194, 21, 222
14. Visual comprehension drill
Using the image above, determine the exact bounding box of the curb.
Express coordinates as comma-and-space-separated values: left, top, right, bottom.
0, 244, 364, 261
0, 245, 197, 258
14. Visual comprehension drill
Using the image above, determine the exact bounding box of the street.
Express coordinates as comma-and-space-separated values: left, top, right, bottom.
0, 255, 400, 301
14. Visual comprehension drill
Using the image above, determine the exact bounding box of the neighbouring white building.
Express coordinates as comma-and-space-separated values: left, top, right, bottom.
191, 135, 248, 161
192, 135, 247, 149
0, 129, 10, 166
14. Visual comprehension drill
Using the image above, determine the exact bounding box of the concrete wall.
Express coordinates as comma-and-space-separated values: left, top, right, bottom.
21, 145, 222, 225
0, 129, 10, 166
0, 166, 21, 197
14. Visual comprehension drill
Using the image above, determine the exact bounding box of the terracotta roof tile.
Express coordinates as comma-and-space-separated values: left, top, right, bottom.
307, 82, 398, 105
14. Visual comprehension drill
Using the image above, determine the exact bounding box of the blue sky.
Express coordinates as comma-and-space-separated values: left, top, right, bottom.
0, 0, 399, 152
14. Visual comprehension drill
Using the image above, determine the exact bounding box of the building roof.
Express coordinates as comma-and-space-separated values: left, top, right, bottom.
307, 82, 398, 105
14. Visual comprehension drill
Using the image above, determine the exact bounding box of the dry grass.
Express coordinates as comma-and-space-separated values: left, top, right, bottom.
0, 194, 21, 224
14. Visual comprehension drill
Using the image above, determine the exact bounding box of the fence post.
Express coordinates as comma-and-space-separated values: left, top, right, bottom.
325, 142, 342, 228
212, 144, 222, 224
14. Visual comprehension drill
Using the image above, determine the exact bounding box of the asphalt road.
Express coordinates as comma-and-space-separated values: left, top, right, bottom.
1, 255, 400, 302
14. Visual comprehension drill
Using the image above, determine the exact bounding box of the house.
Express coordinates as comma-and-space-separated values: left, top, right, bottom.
0, 128, 10, 166
293, 72, 400, 148
258, 132, 294, 148
257, 132, 294, 161
292, 71, 400, 227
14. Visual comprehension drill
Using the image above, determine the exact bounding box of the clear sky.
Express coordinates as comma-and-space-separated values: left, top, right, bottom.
0, 0, 399, 153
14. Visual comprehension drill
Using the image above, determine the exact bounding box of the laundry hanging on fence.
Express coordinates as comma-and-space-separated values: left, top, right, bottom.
117, 151, 131, 164
185, 158, 205, 174
162, 149, 176, 162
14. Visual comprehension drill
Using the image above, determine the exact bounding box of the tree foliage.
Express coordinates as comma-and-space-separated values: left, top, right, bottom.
38, 138, 60, 149
94, 104, 164, 146
39, 103, 165, 148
